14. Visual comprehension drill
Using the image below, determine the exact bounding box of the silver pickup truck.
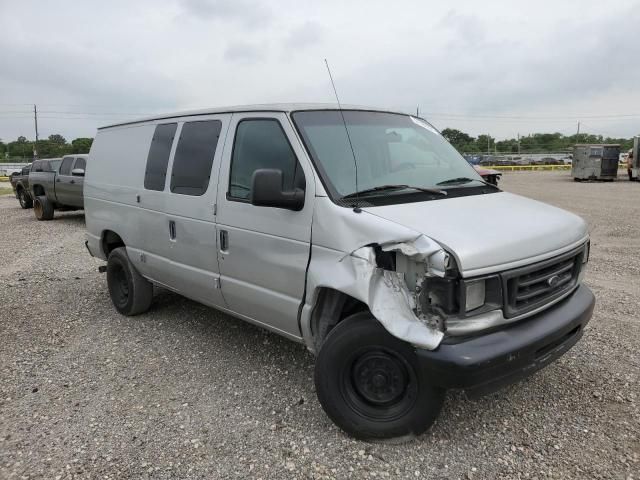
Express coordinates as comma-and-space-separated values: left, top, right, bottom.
29, 154, 88, 220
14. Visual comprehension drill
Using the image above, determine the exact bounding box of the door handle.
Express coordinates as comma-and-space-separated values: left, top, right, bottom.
169, 220, 176, 240
56, 178, 60, 182
70, 180, 75, 184
219, 230, 228, 251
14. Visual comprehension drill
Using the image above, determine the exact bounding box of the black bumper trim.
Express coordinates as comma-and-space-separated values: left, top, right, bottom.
416, 284, 595, 396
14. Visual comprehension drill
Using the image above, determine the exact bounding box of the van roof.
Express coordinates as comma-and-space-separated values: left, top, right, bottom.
98, 103, 411, 129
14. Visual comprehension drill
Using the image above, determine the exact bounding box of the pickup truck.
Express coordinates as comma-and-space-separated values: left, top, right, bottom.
29, 154, 87, 220
9, 163, 33, 209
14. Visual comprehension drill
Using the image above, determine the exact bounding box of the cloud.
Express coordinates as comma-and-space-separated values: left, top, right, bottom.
1, 0, 639, 141
223, 41, 266, 62
181, 0, 272, 28
283, 21, 324, 50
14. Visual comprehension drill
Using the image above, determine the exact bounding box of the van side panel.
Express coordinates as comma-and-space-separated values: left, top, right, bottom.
85, 124, 172, 281
86, 117, 228, 309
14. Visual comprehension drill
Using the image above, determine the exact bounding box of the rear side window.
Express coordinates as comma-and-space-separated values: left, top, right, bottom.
228, 119, 301, 200
31, 161, 43, 172
59, 157, 74, 175
74, 157, 86, 171
170, 120, 222, 196
144, 123, 177, 191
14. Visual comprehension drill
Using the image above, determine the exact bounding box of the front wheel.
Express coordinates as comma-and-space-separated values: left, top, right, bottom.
106, 247, 153, 316
314, 312, 444, 441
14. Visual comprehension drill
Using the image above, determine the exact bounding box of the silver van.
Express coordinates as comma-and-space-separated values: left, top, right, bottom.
85, 104, 595, 440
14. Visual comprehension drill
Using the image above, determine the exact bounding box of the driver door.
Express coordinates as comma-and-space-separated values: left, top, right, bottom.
214, 112, 315, 338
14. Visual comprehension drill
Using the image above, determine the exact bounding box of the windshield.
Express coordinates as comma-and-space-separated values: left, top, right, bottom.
292, 110, 484, 200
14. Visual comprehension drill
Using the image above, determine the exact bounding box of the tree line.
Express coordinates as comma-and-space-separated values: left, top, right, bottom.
441, 129, 633, 155
0, 135, 93, 162
1, 129, 635, 162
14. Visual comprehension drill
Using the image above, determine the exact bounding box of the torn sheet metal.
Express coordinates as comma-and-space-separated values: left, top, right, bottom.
380, 235, 450, 277
306, 244, 444, 350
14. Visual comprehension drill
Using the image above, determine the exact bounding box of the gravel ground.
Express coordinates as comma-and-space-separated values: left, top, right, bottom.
0, 171, 638, 480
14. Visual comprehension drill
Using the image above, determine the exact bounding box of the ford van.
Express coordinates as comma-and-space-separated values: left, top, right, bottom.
85, 104, 595, 440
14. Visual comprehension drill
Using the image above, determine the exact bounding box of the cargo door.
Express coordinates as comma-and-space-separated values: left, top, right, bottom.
158, 115, 230, 309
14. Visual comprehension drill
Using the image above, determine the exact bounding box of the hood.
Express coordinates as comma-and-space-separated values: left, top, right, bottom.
362, 191, 588, 276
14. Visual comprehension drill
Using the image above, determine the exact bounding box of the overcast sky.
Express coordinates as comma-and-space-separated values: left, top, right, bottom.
1, 0, 639, 142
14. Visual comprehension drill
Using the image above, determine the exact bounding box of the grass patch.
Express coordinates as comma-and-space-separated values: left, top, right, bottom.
0, 186, 14, 195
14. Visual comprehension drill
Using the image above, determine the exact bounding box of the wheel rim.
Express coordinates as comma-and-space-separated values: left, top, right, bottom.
341, 346, 418, 422
111, 263, 129, 308
19, 191, 25, 207
34, 200, 42, 218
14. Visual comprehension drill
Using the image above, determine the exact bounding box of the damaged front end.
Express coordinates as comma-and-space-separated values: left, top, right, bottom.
302, 200, 508, 353
304, 233, 464, 352
365, 236, 461, 350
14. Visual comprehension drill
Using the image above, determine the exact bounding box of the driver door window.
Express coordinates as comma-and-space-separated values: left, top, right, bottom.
228, 119, 303, 201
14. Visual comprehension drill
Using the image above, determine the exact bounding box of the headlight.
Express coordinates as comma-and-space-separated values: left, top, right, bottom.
460, 275, 502, 314
465, 280, 485, 312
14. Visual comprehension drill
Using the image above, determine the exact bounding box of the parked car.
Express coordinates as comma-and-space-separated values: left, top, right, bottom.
85, 104, 594, 441
9, 163, 33, 208
29, 155, 87, 220
473, 165, 501, 185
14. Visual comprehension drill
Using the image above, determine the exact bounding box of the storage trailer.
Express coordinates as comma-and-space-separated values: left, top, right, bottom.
572, 144, 620, 181
630, 136, 639, 181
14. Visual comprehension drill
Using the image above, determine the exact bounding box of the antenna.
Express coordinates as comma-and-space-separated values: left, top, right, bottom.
324, 59, 359, 208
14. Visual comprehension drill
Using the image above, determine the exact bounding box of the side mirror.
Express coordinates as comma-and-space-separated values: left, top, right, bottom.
71, 168, 85, 177
250, 169, 304, 211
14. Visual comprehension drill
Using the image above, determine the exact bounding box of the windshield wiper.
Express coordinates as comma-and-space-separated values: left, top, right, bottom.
437, 177, 498, 188
342, 184, 447, 199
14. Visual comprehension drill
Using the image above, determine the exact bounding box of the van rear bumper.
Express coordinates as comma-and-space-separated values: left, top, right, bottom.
416, 284, 595, 396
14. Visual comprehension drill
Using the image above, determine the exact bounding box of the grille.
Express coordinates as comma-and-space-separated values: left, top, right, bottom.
502, 247, 583, 318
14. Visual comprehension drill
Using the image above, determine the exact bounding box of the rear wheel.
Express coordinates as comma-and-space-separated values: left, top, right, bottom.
314, 312, 444, 441
106, 247, 153, 316
33, 195, 54, 220
18, 189, 33, 209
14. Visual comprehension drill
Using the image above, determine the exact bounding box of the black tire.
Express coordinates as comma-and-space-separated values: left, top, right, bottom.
18, 189, 33, 209
33, 195, 54, 220
314, 312, 445, 441
106, 247, 153, 316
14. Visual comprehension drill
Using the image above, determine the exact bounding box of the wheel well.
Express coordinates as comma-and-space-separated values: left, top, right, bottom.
310, 288, 368, 352
16, 184, 23, 192
32, 184, 45, 197
102, 230, 125, 257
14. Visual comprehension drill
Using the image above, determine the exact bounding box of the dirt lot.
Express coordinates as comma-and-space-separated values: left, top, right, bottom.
0, 171, 638, 479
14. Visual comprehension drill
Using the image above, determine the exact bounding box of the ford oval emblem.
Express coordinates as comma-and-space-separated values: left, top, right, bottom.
547, 275, 561, 288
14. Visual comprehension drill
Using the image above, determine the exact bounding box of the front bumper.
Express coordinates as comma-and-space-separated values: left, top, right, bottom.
416, 284, 595, 396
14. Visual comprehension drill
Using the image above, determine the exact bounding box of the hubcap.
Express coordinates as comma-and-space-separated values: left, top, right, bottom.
340, 346, 417, 421
112, 265, 129, 307
352, 351, 408, 405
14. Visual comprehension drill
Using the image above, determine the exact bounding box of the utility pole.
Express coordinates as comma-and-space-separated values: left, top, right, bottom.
576, 121, 580, 144
416, 105, 419, 117
487, 134, 490, 155
33, 104, 39, 159
517, 133, 521, 154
